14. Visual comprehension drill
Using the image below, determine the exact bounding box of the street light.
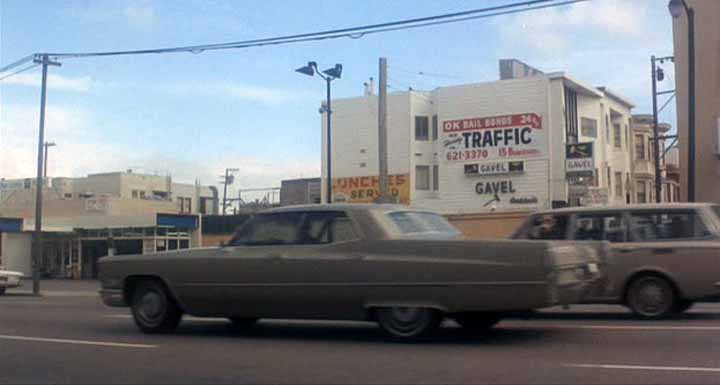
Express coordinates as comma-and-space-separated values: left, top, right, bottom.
43, 141, 56, 179
296, 61, 343, 204
668, 0, 696, 202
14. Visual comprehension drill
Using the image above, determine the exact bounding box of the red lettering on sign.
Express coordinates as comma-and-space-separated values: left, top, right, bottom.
443, 113, 542, 133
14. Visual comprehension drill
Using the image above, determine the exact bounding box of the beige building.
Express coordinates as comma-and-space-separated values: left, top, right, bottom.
0, 171, 217, 279
323, 59, 636, 238
670, 0, 720, 202
630, 114, 679, 203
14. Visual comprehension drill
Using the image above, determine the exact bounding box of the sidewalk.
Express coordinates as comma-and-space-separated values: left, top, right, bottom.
9, 279, 99, 297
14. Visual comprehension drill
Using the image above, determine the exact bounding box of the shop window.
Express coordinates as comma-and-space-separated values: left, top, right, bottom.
415, 116, 429, 141
179, 239, 189, 249
415, 166, 430, 190
168, 239, 178, 250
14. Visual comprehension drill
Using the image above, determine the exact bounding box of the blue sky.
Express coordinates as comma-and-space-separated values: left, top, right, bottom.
0, 0, 676, 198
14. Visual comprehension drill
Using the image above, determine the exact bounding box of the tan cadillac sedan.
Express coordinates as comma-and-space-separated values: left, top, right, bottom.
512, 203, 720, 319
100, 204, 603, 340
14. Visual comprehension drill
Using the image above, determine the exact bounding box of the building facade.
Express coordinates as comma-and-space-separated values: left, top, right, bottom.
630, 114, 679, 203
0, 171, 214, 278
670, 0, 720, 202
322, 61, 635, 236
280, 178, 321, 206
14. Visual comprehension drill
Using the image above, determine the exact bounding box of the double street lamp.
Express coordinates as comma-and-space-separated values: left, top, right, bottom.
296, 61, 343, 204
668, 0, 696, 202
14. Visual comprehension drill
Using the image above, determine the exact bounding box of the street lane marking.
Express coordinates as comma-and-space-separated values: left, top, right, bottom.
564, 363, 720, 373
0, 334, 156, 349
505, 324, 720, 331
105, 315, 720, 330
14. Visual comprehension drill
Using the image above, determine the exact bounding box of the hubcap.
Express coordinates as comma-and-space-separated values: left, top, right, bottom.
634, 280, 669, 316
137, 290, 165, 324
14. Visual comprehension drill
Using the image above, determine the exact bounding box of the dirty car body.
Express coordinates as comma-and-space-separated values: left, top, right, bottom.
0, 268, 23, 295
99, 204, 601, 339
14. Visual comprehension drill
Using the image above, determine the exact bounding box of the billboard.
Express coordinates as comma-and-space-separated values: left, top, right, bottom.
332, 174, 410, 204
442, 113, 545, 162
566, 142, 594, 178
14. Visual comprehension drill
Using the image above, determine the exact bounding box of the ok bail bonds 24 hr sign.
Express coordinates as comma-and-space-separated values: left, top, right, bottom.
443, 113, 545, 162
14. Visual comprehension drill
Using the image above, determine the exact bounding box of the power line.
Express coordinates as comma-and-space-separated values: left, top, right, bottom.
0, 0, 587, 67
391, 66, 464, 79
0, 54, 34, 74
658, 92, 676, 114
0, 63, 40, 81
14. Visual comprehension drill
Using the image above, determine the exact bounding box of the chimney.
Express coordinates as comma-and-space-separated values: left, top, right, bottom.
364, 77, 375, 97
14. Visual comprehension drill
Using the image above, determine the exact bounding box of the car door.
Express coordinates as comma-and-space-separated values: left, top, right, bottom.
211, 211, 306, 316
623, 209, 719, 300
568, 211, 628, 300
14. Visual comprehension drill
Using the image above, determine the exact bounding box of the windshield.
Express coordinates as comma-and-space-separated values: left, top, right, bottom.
386, 211, 461, 238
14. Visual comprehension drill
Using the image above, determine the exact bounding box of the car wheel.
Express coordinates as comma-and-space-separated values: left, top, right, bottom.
453, 312, 501, 332
375, 307, 442, 340
131, 280, 182, 334
0, 287, 5, 296
228, 317, 258, 329
674, 300, 694, 314
626, 275, 676, 320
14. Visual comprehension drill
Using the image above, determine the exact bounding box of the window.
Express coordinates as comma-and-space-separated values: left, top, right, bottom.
607, 167, 612, 192
431, 115, 438, 140
615, 172, 623, 197
415, 116, 429, 141
300, 211, 358, 244
179, 239, 189, 249
524, 214, 569, 240
432, 165, 439, 191
648, 137, 654, 161
564, 87, 578, 144
604, 114, 610, 142
229, 212, 303, 246
415, 165, 430, 190
64, 193, 73, 199
386, 211, 461, 237
625, 124, 629, 150
185, 197, 192, 213
581, 117, 597, 137
636, 181, 647, 203
629, 211, 710, 241
593, 169, 599, 187
139, 191, 146, 199
635, 134, 645, 160
199, 197, 209, 215
168, 239, 178, 250
573, 213, 627, 242
613, 123, 621, 148
132, 190, 138, 199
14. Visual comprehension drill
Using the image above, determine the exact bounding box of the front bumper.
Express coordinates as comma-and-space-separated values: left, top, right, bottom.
99, 288, 127, 307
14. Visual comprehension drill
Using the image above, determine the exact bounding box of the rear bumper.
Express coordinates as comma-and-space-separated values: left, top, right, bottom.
99, 289, 127, 307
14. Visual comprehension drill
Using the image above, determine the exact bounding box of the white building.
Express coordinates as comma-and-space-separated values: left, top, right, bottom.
322, 60, 635, 236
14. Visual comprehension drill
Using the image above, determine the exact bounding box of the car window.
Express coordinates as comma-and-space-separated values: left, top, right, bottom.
629, 211, 710, 241
572, 213, 627, 242
386, 211, 461, 237
525, 214, 568, 240
300, 211, 358, 244
229, 212, 303, 246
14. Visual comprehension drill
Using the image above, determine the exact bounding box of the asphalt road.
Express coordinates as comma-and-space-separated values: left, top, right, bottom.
2, 280, 720, 384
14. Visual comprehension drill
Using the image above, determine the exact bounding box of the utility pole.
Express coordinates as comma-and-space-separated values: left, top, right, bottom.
325, 76, 333, 203
687, 6, 696, 202
220, 168, 238, 215
32, 54, 60, 295
651, 56, 662, 203
43, 141, 56, 179
377, 57, 389, 203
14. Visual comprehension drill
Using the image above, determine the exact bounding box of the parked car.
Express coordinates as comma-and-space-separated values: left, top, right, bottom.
99, 204, 602, 340
511, 203, 720, 319
0, 268, 23, 295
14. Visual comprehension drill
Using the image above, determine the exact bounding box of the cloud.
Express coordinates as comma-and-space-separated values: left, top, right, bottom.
0, 103, 319, 201
500, 0, 648, 56
1, 73, 94, 93
156, 81, 313, 104
124, 0, 156, 25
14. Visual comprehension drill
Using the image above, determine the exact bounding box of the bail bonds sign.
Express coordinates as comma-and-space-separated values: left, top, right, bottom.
443, 113, 545, 162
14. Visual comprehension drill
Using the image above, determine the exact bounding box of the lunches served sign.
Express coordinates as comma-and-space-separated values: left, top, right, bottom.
443, 113, 545, 162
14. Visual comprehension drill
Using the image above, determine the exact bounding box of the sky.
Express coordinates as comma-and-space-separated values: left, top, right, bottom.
0, 0, 677, 201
